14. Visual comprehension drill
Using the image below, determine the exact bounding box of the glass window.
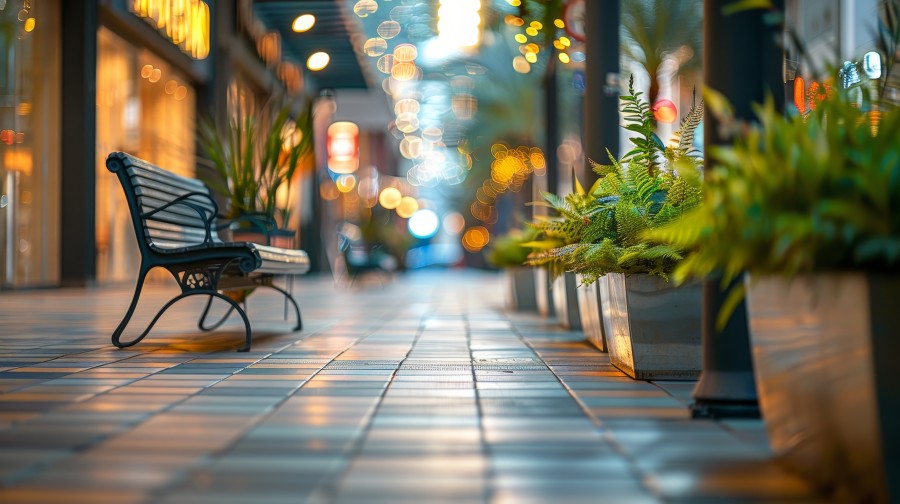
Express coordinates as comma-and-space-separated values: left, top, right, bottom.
96, 27, 196, 283
0, 0, 62, 287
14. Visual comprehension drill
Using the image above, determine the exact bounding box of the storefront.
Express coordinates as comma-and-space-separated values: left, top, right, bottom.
0, 0, 62, 287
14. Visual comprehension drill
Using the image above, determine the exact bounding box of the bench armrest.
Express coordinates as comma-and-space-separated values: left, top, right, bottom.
141, 191, 219, 246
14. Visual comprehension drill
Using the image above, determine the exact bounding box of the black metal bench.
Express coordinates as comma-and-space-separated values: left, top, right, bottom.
105, 151, 310, 352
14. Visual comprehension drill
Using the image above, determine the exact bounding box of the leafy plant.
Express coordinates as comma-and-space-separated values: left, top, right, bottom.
647, 90, 900, 285
485, 227, 541, 268
199, 97, 314, 228
526, 76, 704, 282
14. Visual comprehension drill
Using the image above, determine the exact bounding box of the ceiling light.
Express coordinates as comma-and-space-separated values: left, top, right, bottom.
292, 14, 315, 32
307, 51, 330, 71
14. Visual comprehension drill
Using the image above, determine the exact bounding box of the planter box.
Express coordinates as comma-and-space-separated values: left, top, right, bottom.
598, 273, 701, 379
745, 273, 900, 503
552, 272, 582, 330
576, 274, 606, 351
534, 268, 555, 318
502, 267, 538, 311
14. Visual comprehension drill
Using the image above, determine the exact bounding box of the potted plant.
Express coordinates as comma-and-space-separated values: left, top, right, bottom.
528, 77, 704, 378
649, 87, 900, 502
486, 227, 540, 311
199, 96, 314, 247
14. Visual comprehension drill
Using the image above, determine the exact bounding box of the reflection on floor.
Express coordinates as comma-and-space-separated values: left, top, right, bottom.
0, 270, 827, 503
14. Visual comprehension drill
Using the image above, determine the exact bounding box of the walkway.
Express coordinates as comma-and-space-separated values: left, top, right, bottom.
0, 270, 825, 503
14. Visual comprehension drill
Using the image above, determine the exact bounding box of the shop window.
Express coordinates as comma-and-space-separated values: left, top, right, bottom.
96, 27, 196, 283
0, 0, 62, 287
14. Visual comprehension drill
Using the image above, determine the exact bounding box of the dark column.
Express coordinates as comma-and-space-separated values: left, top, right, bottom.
60, 0, 98, 287
692, 0, 785, 418
582, 0, 619, 184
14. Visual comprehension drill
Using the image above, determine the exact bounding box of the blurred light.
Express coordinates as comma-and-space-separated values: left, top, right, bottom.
377, 20, 401, 39
292, 14, 316, 32
437, 0, 482, 49
327, 122, 359, 173
512, 56, 531, 73
442, 212, 465, 235
141, 64, 153, 78
863, 51, 882, 79
422, 126, 443, 142
336, 174, 357, 193
525, 27, 538, 37
320, 181, 340, 200
396, 112, 420, 133
393, 44, 418, 62
24, 17, 35, 32
354, 0, 378, 18
794, 77, 806, 113
174, 86, 187, 100
525, 52, 537, 64
149, 68, 161, 83
572, 51, 586, 62
408, 209, 440, 238
399, 135, 423, 159
394, 99, 420, 115
462, 226, 490, 252
277, 62, 303, 95
554, 18, 565, 28
391, 62, 418, 81
652, 99, 678, 123
451, 93, 477, 120
3, 150, 32, 175
377, 54, 395, 74
396, 196, 419, 218
558, 53, 571, 64
553, 40, 565, 50
509, 17, 525, 27
165, 80, 178, 94
526, 43, 539, 53
128, 0, 210, 60
257, 31, 281, 66
506, 0, 521, 6
530, 21, 543, 29
560, 36, 571, 47
307, 51, 330, 71
17, 102, 31, 116
379, 187, 403, 209
514, 34, 527, 43
364, 38, 387, 57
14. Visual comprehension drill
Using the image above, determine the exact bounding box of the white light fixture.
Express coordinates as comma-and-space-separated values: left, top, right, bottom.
408, 209, 439, 239
307, 51, 330, 71
292, 14, 315, 33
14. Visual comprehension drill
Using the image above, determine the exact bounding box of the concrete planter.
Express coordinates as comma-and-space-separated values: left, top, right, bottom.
745, 273, 900, 503
597, 273, 702, 379
576, 274, 606, 351
551, 272, 582, 330
502, 267, 538, 312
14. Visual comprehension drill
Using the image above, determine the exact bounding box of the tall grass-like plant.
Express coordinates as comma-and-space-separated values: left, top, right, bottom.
199, 97, 314, 227
526, 77, 703, 283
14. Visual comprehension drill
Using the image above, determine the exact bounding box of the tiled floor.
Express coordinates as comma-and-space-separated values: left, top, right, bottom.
0, 270, 827, 503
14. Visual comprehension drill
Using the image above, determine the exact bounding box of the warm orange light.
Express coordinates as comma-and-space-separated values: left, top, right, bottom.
257, 31, 281, 66
396, 196, 419, 218
129, 0, 210, 59
327, 122, 359, 174
379, 187, 403, 209
794, 77, 806, 113
462, 226, 490, 252
652, 99, 677, 123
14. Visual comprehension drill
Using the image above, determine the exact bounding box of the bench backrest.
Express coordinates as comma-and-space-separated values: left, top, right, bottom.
106, 152, 224, 253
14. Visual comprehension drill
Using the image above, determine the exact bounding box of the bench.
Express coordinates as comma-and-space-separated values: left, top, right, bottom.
105, 151, 310, 352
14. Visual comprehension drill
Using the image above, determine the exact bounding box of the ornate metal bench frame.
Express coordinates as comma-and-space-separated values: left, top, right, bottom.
106, 152, 307, 352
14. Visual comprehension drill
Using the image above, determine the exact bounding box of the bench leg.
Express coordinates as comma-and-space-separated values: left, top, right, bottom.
114, 281, 254, 352
198, 295, 240, 331
112, 266, 150, 349
265, 284, 303, 331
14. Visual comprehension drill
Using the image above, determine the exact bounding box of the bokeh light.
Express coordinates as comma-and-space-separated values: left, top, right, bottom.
354, 0, 378, 18
292, 14, 316, 32
378, 187, 402, 209
363, 38, 387, 57
336, 174, 357, 193
396, 196, 419, 218
307, 51, 330, 71
442, 212, 465, 235
408, 209, 440, 239
652, 99, 678, 123
377, 20, 401, 39
462, 226, 490, 252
